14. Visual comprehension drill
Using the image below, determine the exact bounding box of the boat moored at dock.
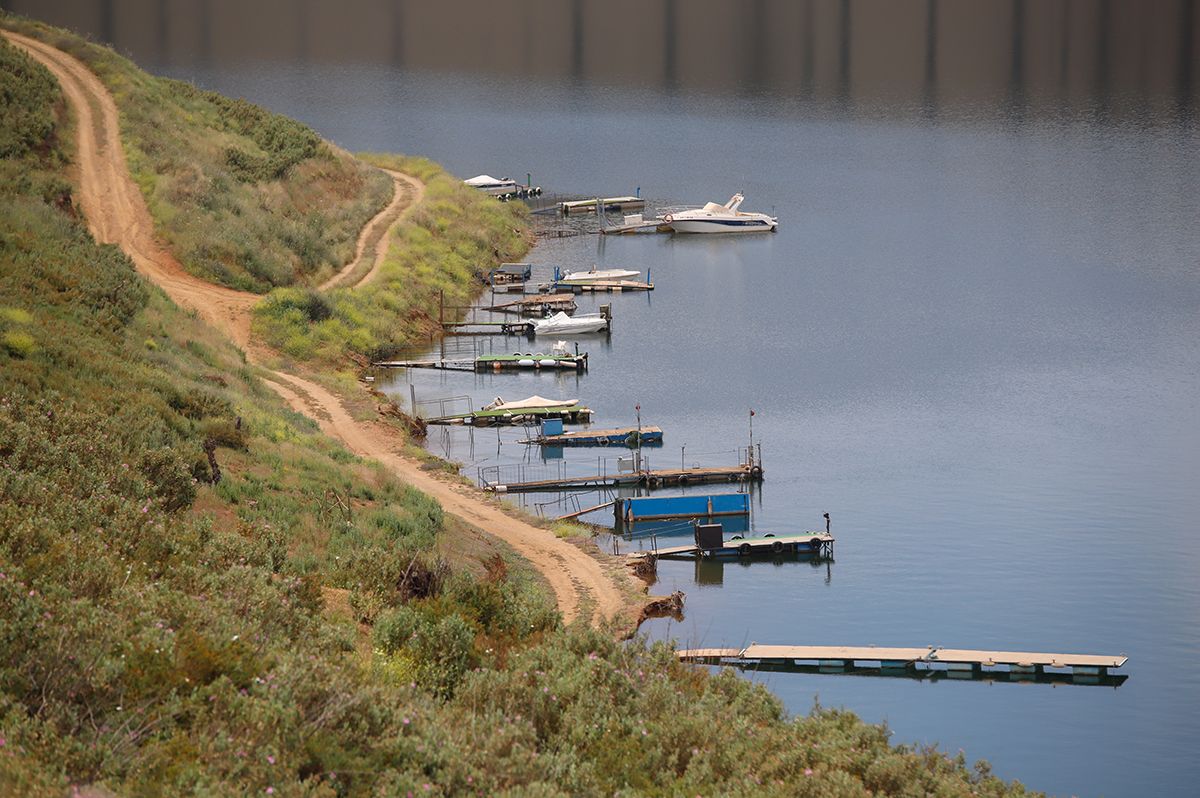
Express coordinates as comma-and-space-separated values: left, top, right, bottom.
665, 192, 777, 233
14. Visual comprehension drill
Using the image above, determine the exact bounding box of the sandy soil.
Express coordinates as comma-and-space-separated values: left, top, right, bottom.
5, 30, 637, 629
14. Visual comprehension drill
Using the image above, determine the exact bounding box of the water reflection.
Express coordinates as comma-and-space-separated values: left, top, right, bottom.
11, 0, 1197, 120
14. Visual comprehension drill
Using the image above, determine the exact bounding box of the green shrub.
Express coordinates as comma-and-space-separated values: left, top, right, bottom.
0, 329, 35, 357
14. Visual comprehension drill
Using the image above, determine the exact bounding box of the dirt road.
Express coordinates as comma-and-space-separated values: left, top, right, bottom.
5, 30, 635, 629
319, 168, 424, 290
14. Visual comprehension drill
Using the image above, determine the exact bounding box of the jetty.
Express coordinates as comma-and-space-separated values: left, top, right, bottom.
523, 424, 662, 447
544, 279, 654, 294
633, 531, 834, 560
560, 196, 646, 215
426, 397, 594, 426
481, 460, 762, 492
441, 320, 534, 336
676, 644, 1129, 683
600, 213, 672, 235
487, 293, 577, 315
374, 351, 587, 372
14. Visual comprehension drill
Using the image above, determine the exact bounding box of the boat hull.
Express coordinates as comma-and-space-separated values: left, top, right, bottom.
670, 218, 777, 233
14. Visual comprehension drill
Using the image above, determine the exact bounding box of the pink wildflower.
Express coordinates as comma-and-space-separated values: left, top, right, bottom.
804, 768, 814, 776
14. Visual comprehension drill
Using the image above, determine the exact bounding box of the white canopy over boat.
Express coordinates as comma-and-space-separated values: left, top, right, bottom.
534, 311, 608, 335
483, 395, 579, 411
464, 174, 514, 187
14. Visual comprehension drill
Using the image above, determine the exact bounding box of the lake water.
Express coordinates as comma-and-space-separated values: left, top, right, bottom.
19, 2, 1200, 794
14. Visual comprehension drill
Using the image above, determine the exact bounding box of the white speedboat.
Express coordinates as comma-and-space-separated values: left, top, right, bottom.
664, 193, 778, 233
534, 311, 609, 335
483, 395, 579, 412
557, 265, 641, 284
464, 174, 519, 197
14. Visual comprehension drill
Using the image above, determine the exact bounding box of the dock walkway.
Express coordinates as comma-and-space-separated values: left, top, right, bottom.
522, 425, 662, 446
636, 532, 834, 559
678, 644, 1128, 676
485, 462, 762, 492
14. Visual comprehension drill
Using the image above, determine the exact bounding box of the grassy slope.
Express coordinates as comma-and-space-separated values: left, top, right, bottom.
255, 152, 531, 364
1, 16, 393, 294
0, 24, 1041, 798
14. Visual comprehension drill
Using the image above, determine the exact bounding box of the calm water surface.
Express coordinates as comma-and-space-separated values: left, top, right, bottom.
78, 15, 1200, 795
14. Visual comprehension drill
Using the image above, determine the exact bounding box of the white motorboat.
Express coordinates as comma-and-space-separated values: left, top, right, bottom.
664, 193, 778, 233
464, 174, 519, 197
483, 395, 579, 412
534, 311, 609, 335
557, 265, 641, 284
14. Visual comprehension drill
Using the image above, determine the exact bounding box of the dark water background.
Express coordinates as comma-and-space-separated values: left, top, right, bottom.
13, 2, 1200, 795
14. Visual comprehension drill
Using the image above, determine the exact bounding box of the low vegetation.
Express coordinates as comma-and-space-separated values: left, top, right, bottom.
1, 15, 393, 293
254, 153, 531, 364
1, 26, 1041, 797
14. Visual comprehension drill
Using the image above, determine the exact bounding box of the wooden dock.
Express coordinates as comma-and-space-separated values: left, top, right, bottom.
560, 196, 645, 215
521, 425, 662, 447
544, 279, 654, 293
441, 320, 534, 336
633, 532, 833, 559
600, 218, 671, 235
487, 293, 577, 315
677, 644, 1129, 678
426, 404, 594, 426
375, 352, 587, 372
485, 462, 763, 493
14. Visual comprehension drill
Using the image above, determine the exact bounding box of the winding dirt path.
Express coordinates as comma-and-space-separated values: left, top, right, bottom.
5, 30, 634, 629
319, 168, 423, 291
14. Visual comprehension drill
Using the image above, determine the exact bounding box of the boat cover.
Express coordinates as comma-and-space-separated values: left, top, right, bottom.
465, 174, 511, 186
484, 395, 579, 411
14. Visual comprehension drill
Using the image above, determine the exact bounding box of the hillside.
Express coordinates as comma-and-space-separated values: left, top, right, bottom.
1, 19, 1041, 798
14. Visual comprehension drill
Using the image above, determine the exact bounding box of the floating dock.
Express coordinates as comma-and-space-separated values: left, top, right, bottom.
677, 644, 1129, 680
483, 462, 762, 492
442, 320, 534, 336
545, 279, 655, 293
475, 352, 588, 371
634, 531, 834, 559
488, 293, 578, 315
618, 493, 747, 523
523, 425, 662, 447
560, 196, 646, 215
374, 352, 586, 372
426, 404, 594, 426
600, 213, 672, 235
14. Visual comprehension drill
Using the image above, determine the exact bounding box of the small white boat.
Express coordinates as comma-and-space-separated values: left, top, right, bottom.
558, 265, 641, 284
664, 193, 778, 233
464, 174, 519, 197
483, 395, 579, 412
534, 311, 609, 335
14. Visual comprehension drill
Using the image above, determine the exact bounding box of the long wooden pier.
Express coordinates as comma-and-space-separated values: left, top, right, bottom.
677, 644, 1128, 678
484, 462, 763, 493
